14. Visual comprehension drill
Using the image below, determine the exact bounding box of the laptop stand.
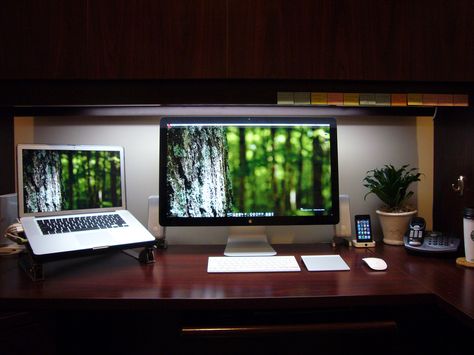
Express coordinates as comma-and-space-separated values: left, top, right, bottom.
122, 246, 156, 264
122, 237, 167, 262
18, 245, 157, 282
18, 249, 44, 281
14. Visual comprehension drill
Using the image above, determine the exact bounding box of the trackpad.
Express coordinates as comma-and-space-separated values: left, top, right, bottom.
76, 230, 118, 249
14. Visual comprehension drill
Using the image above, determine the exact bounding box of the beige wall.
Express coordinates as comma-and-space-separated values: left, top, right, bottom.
14, 109, 433, 244
416, 116, 434, 230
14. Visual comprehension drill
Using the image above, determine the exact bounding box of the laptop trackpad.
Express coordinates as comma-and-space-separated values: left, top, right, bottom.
77, 230, 119, 249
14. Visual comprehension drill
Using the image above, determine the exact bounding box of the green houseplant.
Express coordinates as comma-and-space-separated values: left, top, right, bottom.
363, 164, 421, 245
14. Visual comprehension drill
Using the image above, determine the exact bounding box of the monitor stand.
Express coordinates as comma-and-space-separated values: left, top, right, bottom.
224, 226, 277, 256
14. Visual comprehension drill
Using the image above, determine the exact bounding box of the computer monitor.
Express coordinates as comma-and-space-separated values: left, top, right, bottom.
159, 116, 339, 256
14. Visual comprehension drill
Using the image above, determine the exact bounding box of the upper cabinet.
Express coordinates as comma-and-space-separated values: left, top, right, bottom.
85, 0, 227, 79
0, 0, 473, 81
0, 0, 227, 79
227, 0, 474, 81
0, 0, 87, 79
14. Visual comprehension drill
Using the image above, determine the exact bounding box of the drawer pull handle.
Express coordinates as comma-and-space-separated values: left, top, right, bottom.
181, 320, 397, 337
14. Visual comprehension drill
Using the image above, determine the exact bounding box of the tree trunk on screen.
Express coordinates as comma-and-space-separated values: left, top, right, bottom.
238, 127, 247, 211
296, 129, 304, 209
167, 126, 233, 217
313, 133, 323, 208
67, 151, 74, 209
281, 128, 292, 213
23, 150, 62, 213
86, 151, 92, 206
93, 150, 100, 207
270, 127, 280, 214
110, 157, 118, 207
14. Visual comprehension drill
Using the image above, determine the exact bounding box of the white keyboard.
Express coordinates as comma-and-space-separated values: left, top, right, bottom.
207, 256, 301, 273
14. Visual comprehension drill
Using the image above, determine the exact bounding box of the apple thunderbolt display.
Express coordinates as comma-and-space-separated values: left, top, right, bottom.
159, 116, 339, 255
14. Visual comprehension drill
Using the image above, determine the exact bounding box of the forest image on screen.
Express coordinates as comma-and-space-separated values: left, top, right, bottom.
166, 123, 333, 219
22, 149, 122, 213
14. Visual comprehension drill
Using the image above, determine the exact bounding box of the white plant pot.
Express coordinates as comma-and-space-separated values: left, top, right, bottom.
376, 209, 417, 246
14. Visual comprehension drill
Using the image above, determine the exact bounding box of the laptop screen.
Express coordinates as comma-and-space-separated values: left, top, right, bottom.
17, 144, 126, 217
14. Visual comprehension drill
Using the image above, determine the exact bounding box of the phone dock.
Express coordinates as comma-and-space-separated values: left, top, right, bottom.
351, 239, 376, 248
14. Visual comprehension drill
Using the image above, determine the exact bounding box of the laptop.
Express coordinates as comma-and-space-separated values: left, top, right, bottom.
17, 144, 156, 261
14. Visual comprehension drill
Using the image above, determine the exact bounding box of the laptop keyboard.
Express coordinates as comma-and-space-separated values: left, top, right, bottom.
38, 214, 128, 235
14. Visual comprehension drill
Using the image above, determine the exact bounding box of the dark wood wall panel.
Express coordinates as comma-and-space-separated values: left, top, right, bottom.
1, 0, 473, 81
0, 0, 87, 79
227, 0, 474, 81
434, 105, 474, 237
85, 0, 227, 79
0, 0, 226, 80
0, 109, 14, 194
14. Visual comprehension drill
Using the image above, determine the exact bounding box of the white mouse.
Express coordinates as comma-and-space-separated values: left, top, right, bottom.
362, 257, 388, 271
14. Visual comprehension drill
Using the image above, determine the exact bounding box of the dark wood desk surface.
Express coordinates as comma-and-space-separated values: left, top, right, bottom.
0, 243, 472, 326
1, 243, 473, 354
371, 244, 474, 328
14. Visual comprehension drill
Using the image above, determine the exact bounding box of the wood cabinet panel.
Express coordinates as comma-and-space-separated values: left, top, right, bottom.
433, 105, 474, 237
85, 0, 227, 79
0, 110, 14, 195
0, 0, 473, 81
0, 0, 227, 79
0, 0, 87, 79
227, 0, 474, 81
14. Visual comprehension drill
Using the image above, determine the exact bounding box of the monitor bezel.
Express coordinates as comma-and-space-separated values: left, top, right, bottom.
159, 116, 339, 227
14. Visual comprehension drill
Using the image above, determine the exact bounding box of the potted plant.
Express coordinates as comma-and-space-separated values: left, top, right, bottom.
363, 164, 421, 245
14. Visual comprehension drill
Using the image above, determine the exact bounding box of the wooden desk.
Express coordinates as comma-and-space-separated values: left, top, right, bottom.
371, 244, 474, 328
0, 243, 472, 354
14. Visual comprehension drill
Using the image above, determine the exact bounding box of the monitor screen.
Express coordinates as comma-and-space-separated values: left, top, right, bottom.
159, 116, 339, 227
17, 144, 125, 217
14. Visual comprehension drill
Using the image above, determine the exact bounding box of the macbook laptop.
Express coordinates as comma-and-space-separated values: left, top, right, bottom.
17, 144, 156, 261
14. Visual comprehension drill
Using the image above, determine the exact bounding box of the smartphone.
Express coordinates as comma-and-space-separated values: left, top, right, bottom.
355, 214, 373, 243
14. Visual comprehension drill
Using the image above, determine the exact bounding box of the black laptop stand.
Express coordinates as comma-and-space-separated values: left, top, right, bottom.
18, 249, 45, 281
122, 245, 156, 264
18, 244, 157, 281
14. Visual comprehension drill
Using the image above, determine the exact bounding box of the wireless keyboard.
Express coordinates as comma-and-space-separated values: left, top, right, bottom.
207, 256, 301, 273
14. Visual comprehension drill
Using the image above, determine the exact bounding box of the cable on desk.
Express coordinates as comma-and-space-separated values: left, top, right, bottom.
1, 222, 26, 256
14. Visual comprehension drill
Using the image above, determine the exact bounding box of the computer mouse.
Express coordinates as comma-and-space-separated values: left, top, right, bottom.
362, 257, 388, 271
